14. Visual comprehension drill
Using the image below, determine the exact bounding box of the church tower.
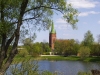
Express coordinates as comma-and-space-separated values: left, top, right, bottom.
49, 22, 56, 50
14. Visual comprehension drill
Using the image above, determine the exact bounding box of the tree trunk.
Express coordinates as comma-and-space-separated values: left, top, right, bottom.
0, 0, 28, 74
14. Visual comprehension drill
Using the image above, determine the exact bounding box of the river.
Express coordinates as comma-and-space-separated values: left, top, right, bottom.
6, 60, 100, 75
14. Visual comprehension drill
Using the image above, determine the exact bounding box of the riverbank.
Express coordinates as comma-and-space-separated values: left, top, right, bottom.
13, 55, 100, 63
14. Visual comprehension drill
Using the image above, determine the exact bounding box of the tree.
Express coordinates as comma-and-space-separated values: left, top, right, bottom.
62, 39, 78, 56
91, 44, 100, 56
0, 0, 78, 74
41, 42, 51, 54
23, 38, 33, 46
54, 39, 78, 56
23, 38, 33, 55
82, 30, 94, 47
97, 34, 100, 44
78, 46, 90, 59
18, 49, 28, 57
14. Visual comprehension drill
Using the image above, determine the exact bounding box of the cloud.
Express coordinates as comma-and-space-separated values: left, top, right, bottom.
83, 22, 88, 25
98, 20, 100, 24
58, 25, 70, 30
55, 18, 70, 29
63, 33, 69, 36
55, 18, 71, 30
79, 11, 100, 17
56, 18, 66, 24
67, 0, 99, 9
55, 24, 70, 30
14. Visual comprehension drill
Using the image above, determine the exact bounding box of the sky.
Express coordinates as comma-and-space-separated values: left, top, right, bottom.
34, 0, 100, 43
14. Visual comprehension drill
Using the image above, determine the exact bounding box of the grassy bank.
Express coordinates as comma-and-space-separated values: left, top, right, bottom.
13, 55, 100, 63
39, 56, 100, 62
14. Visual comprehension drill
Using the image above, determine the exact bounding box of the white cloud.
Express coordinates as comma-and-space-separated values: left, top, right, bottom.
79, 11, 100, 17
83, 22, 88, 25
98, 20, 100, 24
58, 25, 69, 30
67, 0, 99, 9
55, 18, 71, 30
56, 18, 66, 24
63, 33, 69, 36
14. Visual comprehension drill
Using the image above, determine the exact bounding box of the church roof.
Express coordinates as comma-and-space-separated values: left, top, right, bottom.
50, 22, 56, 33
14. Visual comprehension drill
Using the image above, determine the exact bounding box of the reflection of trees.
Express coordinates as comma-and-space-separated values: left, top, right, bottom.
79, 62, 100, 72
38, 61, 100, 75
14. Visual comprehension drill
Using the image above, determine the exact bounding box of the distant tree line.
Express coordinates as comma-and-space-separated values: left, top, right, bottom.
18, 38, 51, 57
54, 30, 100, 58
17, 30, 100, 59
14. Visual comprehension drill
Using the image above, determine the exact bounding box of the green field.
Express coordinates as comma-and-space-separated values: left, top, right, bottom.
13, 55, 100, 63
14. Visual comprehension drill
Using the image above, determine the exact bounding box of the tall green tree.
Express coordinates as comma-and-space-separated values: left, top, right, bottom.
0, 0, 78, 74
91, 44, 100, 56
82, 30, 94, 47
54, 39, 78, 56
97, 34, 100, 44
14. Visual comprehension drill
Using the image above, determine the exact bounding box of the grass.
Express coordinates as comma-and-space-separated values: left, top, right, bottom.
83, 57, 100, 62
13, 55, 100, 63
40, 56, 80, 61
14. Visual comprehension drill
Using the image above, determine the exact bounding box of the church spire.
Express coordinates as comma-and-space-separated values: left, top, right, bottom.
51, 22, 56, 33
49, 22, 56, 51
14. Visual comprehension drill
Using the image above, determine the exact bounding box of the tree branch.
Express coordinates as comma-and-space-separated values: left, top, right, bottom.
5, 33, 15, 52
25, 5, 63, 14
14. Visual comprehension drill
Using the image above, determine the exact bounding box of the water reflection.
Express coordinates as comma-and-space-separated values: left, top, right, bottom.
6, 60, 100, 75
38, 60, 100, 75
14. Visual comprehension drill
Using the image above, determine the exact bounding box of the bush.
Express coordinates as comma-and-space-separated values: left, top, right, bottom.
31, 53, 39, 57
78, 46, 90, 59
78, 71, 92, 75
43, 52, 50, 55
18, 49, 28, 57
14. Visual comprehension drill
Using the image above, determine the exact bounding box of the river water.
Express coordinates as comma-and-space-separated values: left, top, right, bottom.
6, 60, 100, 75
38, 60, 100, 75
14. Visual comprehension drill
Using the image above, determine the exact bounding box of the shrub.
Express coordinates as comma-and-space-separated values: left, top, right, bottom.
78, 46, 90, 59
78, 71, 92, 75
18, 49, 28, 57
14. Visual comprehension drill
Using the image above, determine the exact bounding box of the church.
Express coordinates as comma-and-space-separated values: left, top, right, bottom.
49, 23, 56, 50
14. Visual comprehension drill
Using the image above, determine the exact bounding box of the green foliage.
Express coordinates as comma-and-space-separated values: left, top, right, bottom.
41, 71, 63, 75
18, 49, 28, 57
40, 42, 51, 54
23, 38, 33, 46
54, 39, 79, 56
31, 44, 40, 57
78, 71, 92, 75
97, 34, 100, 44
0, 0, 78, 73
91, 44, 100, 56
41, 71, 53, 75
82, 30, 94, 47
63, 4, 78, 29
78, 46, 90, 59
23, 38, 51, 56
43, 52, 50, 55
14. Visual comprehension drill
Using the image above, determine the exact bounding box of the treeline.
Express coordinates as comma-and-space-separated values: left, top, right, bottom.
54, 30, 100, 58
18, 38, 51, 57
17, 30, 100, 58
54, 39, 100, 56
54, 39, 79, 56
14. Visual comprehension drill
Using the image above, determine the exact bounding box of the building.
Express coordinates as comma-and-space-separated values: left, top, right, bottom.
49, 22, 56, 50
